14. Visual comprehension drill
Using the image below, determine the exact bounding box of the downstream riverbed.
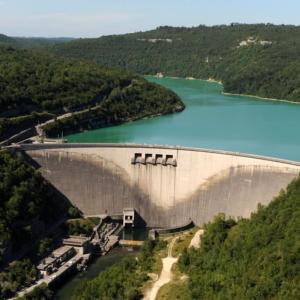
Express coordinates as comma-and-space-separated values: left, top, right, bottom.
54, 227, 147, 299
54, 247, 137, 299
67, 76, 300, 161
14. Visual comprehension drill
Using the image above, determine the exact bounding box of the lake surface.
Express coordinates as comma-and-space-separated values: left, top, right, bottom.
67, 77, 300, 162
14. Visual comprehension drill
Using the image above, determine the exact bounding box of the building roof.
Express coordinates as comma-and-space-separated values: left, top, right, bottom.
37, 256, 56, 270
63, 236, 89, 247
53, 245, 74, 257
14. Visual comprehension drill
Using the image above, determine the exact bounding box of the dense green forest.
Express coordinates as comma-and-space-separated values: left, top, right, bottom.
18, 283, 53, 300
0, 150, 66, 266
0, 33, 72, 48
42, 78, 183, 137
51, 24, 300, 102
0, 34, 17, 46
0, 258, 53, 299
0, 45, 183, 139
0, 259, 38, 299
178, 176, 300, 299
0, 46, 134, 115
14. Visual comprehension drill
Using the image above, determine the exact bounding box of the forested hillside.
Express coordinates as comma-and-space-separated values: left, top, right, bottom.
51, 24, 300, 102
0, 150, 66, 266
178, 176, 300, 299
0, 33, 72, 48
0, 45, 183, 139
0, 34, 18, 46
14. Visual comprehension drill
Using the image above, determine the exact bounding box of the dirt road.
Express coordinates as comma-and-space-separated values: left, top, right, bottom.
143, 236, 179, 300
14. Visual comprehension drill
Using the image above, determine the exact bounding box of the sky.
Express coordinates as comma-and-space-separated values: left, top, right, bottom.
0, 0, 299, 38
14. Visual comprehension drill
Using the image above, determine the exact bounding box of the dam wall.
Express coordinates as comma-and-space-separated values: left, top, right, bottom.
19, 143, 300, 228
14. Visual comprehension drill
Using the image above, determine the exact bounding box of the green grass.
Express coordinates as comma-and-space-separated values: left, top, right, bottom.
156, 281, 191, 300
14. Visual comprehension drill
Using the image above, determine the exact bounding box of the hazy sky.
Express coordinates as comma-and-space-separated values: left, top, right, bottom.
0, 0, 299, 38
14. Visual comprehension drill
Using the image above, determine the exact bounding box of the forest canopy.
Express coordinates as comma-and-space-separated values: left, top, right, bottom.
0, 150, 65, 266
0, 45, 183, 139
178, 176, 300, 300
51, 24, 300, 102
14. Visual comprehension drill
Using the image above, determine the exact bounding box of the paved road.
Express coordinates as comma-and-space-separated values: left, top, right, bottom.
36, 104, 103, 134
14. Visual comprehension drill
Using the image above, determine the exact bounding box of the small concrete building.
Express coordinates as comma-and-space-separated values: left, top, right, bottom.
37, 246, 75, 276
53, 246, 75, 263
123, 208, 135, 227
37, 256, 57, 276
63, 236, 90, 255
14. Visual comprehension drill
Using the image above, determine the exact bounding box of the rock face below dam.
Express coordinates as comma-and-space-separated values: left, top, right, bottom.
19, 144, 300, 228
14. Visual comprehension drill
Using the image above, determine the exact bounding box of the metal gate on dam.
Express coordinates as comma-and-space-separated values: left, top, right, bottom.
16, 143, 300, 228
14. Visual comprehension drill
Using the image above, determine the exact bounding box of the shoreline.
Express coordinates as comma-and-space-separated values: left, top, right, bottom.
146, 74, 300, 105
146, 74, 222, 85
222, 91, 300, 105
65, 107, 185, 139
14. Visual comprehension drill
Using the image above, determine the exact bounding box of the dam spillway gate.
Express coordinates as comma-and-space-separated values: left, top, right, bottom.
16, 143, 300, 228
131, 152, 177, 167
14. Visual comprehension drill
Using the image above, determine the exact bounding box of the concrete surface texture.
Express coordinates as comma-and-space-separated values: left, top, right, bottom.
20, 143, 300, 228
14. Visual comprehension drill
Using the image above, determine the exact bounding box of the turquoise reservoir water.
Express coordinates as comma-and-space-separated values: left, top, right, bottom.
67, 77, 300, 162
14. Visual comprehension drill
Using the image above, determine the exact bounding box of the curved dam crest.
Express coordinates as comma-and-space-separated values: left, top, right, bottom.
19, 143, 300, 228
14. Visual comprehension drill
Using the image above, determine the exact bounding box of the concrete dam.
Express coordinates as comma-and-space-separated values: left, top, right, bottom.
18, 143, 300, 228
